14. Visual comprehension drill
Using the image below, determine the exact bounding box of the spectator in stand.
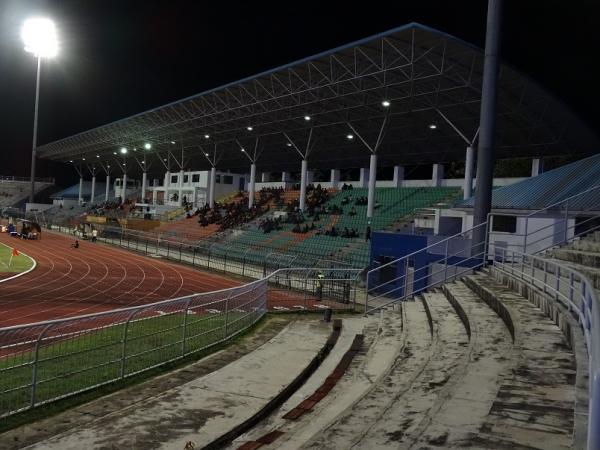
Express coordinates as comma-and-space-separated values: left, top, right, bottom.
365, 225, 372, 242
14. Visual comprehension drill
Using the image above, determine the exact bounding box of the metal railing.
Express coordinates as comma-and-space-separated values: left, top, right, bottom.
49, 224, 363, 279
487, 184, 600, 255
491, 245, 600, 449
364, 221, 489, 314
0, 267, 360, 419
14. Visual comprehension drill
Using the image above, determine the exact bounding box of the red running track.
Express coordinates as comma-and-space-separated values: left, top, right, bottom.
0, 231, 240, 328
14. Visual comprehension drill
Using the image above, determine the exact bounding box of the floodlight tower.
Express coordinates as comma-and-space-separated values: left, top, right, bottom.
21, 17, 59, 203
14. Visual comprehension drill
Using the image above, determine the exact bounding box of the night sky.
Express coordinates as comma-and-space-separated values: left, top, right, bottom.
0, 0, 598, 186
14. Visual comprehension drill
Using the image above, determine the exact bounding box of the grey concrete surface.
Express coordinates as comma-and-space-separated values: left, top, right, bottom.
19, 319, 330, 450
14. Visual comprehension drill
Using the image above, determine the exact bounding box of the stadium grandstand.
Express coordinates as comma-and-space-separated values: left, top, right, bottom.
1, 19, 599, 450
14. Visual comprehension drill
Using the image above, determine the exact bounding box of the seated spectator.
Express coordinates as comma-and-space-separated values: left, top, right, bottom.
349, 206, 357, 216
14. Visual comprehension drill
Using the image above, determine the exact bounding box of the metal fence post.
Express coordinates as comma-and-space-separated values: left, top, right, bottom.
181, 298, 193, 356
145, 237, 149, 254
543, 261, 548, 294
403, 258, 409, 299
192, 247, 196, 266
120, 310, 138, 379
30, 324, 53, 408
364, 270, 370, 315
179, 243, 182, 262
568, 272, 574, 311
523, 216, 529, 253
224, 294, 231, 337
444, 239, 449, 282
563, 201, 569, 244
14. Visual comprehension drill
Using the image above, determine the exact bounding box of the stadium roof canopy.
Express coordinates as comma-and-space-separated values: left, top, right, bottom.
458, 153, 600, 212
38, 22, 599, 174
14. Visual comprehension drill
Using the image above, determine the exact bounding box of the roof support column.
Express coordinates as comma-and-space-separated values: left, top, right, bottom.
464, 146, 475, 199
90, 174, 96, 203
122, 173, 127, 201
393, 166, 404, 188
347, 114, 388, 220
202, 143, 222, 209
432, 164, 444, 187
105, 174, 110, 202
367, 153, 378, 218
249, 163, 256, 208
208, 167, 216, 208
531, 158, 543, 177
140, 153, 148, 202
78, 176, 83, 205
473, 0, 503, 254
178, 169, 184, 206
141, 171, 147, 203
299, 159, 308, 211
283, 129, 314, 213
330, 169, 340, 189
238, 138, 262, 209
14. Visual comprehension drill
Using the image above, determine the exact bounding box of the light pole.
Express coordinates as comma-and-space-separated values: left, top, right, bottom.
21, 17, 58, 203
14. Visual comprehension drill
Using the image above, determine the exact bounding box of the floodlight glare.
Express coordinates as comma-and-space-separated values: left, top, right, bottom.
22, 18, 58, 58
247, 126, 253, 131
382, 100, 391, 107
304, 115, 311, 121
82, 157, 85, 161
171, 141, 176, 144
69, 160, 73, 163
428, 124, 437, 129
144, 143, 152, 150
96, 155, 100, 158
204, 152, 209, 156
113, 152, 117, 155
286, 143, 292, 147
120, 147, 128, 154
204, 134, 210, 139
346, 134, 354, 140
241, 148, 245, 152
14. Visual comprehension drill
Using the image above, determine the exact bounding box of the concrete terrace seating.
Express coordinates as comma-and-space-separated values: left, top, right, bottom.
252, 273, 583, 449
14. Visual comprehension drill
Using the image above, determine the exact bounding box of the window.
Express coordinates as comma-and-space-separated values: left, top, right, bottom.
223, 175, 233, 185
183, 175, 189, 183
492, 215, 517, 233
215, 175, 221, 183
171, 175, 178, 184
192, 174, 200, 183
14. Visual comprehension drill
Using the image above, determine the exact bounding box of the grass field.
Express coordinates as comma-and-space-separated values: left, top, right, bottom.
0, 306, 262, 419
0, 242, 34, 274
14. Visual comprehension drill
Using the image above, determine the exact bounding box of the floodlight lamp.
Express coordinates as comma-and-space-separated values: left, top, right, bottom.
96, 155, 100, 158
204, 152, 209, 157
113, 152, 117, 155
428, 124, 437, 130
144, 143, 152, 150
120, 147, 128, 154
241, 148, 245, 152
246, 126, 253, 131
304, 115, 311, 121
382, 100, 391, 107
204, 134, 210, 139
21, 18, 58, 58
69, 160, 73, 163
171, 141, 176, 144
346, 134, 354, 140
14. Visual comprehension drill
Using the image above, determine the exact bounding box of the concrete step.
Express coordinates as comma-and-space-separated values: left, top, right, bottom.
298, 293, 469, 450
463, 273, 578, 449
552, 248, 600, 269
407, 280, 514, 448
249, 306, 407, 450
257, 302, 427, 450
570, 238, 600, 253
